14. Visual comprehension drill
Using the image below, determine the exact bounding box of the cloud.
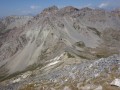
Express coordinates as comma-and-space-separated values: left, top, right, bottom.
30, 5, 39, 10
99, 3, 109, 8
98, 0, 120, 10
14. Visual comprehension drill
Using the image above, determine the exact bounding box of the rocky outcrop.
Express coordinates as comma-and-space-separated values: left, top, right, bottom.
111, 79, 120, 87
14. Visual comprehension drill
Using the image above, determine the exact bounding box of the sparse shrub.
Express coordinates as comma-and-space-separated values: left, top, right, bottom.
87, 26, 101, 37
51, 33, 54, 36
20, 84, 35, 90
94, 46, 119, 58
67, 53, 75, 58
73, 22, 80, 30
75, 41, 85, 47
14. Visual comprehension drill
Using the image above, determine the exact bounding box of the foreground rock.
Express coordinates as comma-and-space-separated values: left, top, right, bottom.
0, 55, 120, 90
111, 79, 120, 87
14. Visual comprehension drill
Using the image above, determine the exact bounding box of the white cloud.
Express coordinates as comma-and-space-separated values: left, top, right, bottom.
99, 3, 109, 8
30, 5, 39, 10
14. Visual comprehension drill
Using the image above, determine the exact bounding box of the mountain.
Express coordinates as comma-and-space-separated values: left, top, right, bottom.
0, 6, 120, 90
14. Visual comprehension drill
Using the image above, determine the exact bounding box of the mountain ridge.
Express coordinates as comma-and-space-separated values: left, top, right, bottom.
0, 6, 120, 90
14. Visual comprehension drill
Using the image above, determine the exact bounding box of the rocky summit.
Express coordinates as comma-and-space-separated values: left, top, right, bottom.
0, 6, 120, 90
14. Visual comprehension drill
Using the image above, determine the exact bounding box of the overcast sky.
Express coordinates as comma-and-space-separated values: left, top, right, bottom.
0, 0, 120, 17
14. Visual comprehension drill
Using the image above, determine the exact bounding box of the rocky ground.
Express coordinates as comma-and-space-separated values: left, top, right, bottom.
0, 55, 120, 90
0, 6, 120, 90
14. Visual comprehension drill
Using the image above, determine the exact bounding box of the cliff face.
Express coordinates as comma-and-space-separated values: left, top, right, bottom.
0, 6, 120, 89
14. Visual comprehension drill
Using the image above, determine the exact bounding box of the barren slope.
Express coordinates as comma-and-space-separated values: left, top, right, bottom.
0, 6, 120, 90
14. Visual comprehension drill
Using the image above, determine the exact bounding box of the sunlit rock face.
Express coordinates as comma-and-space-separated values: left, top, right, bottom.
111, 79, 120, 87
0, 6, 120, 89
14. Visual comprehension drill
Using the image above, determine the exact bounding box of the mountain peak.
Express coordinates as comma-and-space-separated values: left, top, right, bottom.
80, 7, 93, 11
42, 5, 59, 13
62, 6, 79, 12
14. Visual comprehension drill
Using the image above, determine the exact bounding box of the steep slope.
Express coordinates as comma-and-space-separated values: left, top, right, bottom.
0, 6, 120, 89
0, 7, 100, 73
1, 16, 33, 29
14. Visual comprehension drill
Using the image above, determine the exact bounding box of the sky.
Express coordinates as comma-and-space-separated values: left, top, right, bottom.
0, 0, 120, 17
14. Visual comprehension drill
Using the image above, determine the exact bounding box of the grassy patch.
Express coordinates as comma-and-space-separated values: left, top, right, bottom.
76, 50, 97, 60
94, 46, 119, 58
19, 84, 35, 90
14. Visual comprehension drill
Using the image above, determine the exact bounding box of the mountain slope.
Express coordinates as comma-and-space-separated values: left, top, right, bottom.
0, 6, 120, 89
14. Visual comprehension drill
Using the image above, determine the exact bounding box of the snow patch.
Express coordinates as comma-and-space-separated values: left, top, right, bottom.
49, 52, 65, 62
21, 71, 32, 79
89, 64, 93, 68
12, 71, 32, 83
46, 61, 60, 67
94, 73, 99, 78
43, 53, 65, 68
12, 78, 21, 83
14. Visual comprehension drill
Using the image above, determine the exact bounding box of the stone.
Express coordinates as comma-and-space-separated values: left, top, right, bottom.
94, 85, 102, 90
64, 86, 71, 90
111, 79, 120, 87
